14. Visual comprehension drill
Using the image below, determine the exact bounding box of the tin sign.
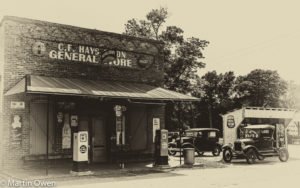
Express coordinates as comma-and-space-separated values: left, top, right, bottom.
10, 101, 25, 109
70, 115, 78, 127
153, 118, 160, 142
227, 115, 235, 128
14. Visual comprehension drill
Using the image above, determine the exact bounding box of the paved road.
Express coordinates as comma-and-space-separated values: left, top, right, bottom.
58, 145, 300, 188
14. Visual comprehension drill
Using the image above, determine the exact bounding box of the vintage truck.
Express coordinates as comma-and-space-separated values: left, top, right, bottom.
221, 107, 296, 164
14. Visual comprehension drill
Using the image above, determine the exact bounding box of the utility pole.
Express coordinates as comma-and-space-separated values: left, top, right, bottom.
297, 121, 300, 137
208, 105, 213, 128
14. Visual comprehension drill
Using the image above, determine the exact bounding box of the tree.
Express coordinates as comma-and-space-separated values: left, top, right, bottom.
124, 7, 209, 130
234, 69, 287, 107
125, 7, 168, 40
193, 71, 236, 128
124, 7, 209, 93
281, 81, 300, 110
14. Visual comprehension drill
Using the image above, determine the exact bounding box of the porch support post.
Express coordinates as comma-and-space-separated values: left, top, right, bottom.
46, 95, 49, 175
179, 101, 183, 165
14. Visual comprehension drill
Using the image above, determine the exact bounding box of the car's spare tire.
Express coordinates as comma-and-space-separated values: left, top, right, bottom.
278, 148, 289, 162
223, 148, 233, 163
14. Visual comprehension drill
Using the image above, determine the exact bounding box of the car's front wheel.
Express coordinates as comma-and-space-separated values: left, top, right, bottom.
212, 146, 221, 156
246, 148, 257, 164
223, 148, 233, 163
278, 148, 289, 162
168, 145, 177, 156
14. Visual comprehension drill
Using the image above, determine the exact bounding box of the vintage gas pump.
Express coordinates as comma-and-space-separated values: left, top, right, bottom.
154, 129, 169, 166
71, 131, 90, 174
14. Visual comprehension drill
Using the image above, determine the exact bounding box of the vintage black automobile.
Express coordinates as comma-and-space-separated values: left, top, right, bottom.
168, 131, 179, 143
168, 128, 222, 156
222, 124, 289, 164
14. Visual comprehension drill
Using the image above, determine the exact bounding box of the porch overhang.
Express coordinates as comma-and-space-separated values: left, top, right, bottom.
5, 75, 199, 102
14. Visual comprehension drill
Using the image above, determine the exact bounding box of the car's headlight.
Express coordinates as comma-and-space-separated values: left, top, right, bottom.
241, 142, 246, 149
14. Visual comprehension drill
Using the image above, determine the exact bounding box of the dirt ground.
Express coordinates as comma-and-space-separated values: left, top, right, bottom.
1, 145, 299, 188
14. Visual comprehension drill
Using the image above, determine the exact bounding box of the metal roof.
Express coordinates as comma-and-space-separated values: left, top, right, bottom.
243, 124, 275, 129
5, 75, 199, 101
221, 107, 296, 120
185, 128, 220, 132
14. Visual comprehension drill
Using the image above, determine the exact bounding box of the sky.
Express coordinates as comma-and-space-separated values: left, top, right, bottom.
0, 0, 300, 83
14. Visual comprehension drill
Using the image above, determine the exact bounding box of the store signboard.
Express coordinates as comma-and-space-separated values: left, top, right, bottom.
48, 42, 152, 68
33, 41, 154, 68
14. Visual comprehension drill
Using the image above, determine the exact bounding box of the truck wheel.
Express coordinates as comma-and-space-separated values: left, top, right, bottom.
223, 148, 233, 163
246, 148, 256, 164
212, 146, 221, 156
278, 148, 289, 162
168, 145, 177, 156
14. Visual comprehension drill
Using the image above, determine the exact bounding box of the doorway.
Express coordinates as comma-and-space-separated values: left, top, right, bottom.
91, 117, 107, 163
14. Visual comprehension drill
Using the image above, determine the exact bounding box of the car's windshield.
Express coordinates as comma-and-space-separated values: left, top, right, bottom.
185, 131, 196, 137
260, 129, 273, 139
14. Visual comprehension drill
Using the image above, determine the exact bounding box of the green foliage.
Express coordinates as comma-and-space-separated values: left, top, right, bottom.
193, 69, 288, 129
124, 7, 209, 93
165, 37, 208, 93
146, 8, 168, 39
281, 81, 300, 109
124, 19, 154, 39
124, 7, 168, 40
234, 69, 287, 107
192, 71, 236, 128
123, 8, 290, 131
124, 7, 209, 130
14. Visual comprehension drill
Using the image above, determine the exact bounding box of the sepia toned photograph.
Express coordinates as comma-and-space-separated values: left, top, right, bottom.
0, 0, 300, 187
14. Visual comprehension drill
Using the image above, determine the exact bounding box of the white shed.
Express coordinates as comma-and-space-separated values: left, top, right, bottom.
221, 107, 296, 145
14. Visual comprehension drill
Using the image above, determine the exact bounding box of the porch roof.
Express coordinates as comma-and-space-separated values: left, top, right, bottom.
5, 75, 199, 101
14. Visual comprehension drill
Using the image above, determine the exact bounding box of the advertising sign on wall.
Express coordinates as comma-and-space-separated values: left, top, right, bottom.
227, 115, 235, 128
153, 118, 160, 142
62, 114, 71, 149
70, 115, 78, 127
10, 101, 25, 109
114, 105, 126, 145
10, 115, 22, 149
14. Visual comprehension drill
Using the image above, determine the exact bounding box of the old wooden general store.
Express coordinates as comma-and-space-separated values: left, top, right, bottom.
0, 16, 197, 168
